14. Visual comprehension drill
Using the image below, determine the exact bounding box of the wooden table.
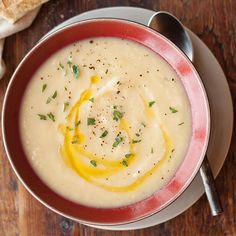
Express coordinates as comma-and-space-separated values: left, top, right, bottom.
1, 1, 235, 235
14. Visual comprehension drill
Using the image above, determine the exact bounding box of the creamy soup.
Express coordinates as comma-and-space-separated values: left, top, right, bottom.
20, 37, 191, 207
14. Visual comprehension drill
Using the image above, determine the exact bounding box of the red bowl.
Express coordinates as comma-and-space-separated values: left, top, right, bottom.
2, 19, 210, 225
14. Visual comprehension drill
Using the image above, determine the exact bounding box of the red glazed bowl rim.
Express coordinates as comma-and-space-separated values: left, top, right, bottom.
2, 18, 210, 225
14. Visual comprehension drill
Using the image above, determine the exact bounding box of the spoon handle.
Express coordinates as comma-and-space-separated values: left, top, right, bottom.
199, 157, 223, 216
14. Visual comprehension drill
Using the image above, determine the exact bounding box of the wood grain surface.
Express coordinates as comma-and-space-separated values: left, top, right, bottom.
0, 0, 236, 235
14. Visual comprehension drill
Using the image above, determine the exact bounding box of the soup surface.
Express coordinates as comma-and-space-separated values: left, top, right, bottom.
20, 37, 191, 207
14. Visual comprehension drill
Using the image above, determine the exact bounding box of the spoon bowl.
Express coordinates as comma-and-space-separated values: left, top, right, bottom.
148, 11, 193, 61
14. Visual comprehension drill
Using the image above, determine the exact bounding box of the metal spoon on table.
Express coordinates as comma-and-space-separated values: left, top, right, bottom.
148, 11, 222, 216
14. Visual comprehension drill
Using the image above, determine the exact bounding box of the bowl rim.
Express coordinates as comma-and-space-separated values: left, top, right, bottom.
2, 18, 210, 225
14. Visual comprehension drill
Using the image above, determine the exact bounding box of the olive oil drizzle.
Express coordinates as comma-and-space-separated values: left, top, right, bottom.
59, 75, 173, 192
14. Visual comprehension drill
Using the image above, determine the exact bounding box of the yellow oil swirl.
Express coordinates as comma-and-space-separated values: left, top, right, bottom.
59, 75, 173, 192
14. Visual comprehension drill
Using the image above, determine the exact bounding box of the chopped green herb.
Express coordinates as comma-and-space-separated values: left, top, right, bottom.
113, 109, 124, 121
67, 61, 72, 67
63, 102, 69, 112
151, 147, 154, 154
141, 122, 146, 127
75, 121, 81, 127
47, 112, 55, 122
132, 139, 141, 144
64, 87, 68, 91
178, 122, 184, 126
71, 139, 78, 144
169, 107, 178, 113
46, 91, 57, 104
113, 105, 117, 109
89, 97, 94, 103
72, 64, 79, 79
90, 160, 97, 167
100, 130, 108, 138
87, 117, 96, 125
52, 91, 57, 99
135, 133, 140, 137
149, 101, 155, 107
125, 153, 134, 158
46, 97, 52, 104
112, 136, 124, 147
105, 69, 108, 74
59, 63, 64, 69
121, 159, 128, 167
38, 114, 47, 120
42, 84, 47, 92
66, 126, 73, 131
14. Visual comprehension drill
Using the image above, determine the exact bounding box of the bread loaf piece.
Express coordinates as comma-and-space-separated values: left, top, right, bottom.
0, 0, 48, 23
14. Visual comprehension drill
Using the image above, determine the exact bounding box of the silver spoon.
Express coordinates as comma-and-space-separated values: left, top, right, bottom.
148, 11, 222, 216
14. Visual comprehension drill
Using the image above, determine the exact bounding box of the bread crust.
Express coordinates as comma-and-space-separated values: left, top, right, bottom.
0, 0, 48, 23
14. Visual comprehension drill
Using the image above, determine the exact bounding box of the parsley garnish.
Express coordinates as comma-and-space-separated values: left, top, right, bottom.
121, 159, 128, 167
46, 91, 57, 104
75, 121, 81, 127
38, 114, 47, 120
125, 153, 134, 158
52, 91, 57, 99
89, 97, 94, 103
46, 97, 52, 104
90, 160, 97, 167
67, 61, 72, 67
66, 126, 73, 131
112, 136, 123, 147
169, 107, 178, 113
113, 109, 123, 121
72, 64, 79, 79
151, 147, 154, 154
87, 118, 96, 125
100, 130, 108, 138
141, 122, 146, 127
178, 122, 184, 126
63, 102, 69, 112
71, 135, 78, 144
59, 63, 64, 69
132, 139, 141, 144
47, 112, 55, 122
42, 84, 47, 92
105, 69, 108, 74
149, 101, 155, 107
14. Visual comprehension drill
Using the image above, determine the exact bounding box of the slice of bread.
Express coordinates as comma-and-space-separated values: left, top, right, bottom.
0, 0, 48, 23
